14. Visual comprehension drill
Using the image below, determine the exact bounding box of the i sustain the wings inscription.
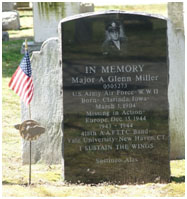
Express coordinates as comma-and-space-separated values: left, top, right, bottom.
61, 12, 170, 184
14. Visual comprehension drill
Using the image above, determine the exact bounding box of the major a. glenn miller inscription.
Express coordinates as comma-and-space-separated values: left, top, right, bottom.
61, 11, 170, 184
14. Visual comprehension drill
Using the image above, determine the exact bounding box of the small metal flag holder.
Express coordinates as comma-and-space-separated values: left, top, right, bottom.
14, 118, 45, 185
14, 40, 45, 185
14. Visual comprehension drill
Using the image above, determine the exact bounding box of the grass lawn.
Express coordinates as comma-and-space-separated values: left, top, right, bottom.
2, 5, 185, 197
95, 3, 167, 16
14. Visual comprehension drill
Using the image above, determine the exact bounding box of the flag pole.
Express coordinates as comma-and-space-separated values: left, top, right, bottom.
29, 106, 32, 185
25, 39, 32, 185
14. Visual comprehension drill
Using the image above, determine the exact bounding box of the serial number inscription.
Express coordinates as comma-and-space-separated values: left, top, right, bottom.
103, 83, 127, 89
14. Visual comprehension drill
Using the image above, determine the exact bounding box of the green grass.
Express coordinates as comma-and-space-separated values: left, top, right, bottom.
95, 4, 167, 17
2, 40, 24, 77
2, 5, 185, 197
2, 160, 185, 197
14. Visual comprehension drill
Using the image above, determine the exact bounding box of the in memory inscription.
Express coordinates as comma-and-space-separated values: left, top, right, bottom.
61, 11, 170, 184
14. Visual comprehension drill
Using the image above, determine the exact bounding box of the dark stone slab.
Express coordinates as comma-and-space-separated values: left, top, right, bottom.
61, 11, 170, 184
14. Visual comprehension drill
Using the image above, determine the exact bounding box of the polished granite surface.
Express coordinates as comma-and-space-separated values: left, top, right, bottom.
61, 12, 170, 184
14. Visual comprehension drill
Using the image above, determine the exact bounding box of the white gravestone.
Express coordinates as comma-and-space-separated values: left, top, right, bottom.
167, 2, 185, 159
21, 38, 63, 164
2, 11, 20, 30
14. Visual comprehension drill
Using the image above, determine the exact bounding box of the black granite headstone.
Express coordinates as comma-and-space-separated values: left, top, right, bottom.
61, 11, 170, 184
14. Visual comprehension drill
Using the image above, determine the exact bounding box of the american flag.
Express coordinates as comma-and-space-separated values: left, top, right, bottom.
9, 50, 34, 105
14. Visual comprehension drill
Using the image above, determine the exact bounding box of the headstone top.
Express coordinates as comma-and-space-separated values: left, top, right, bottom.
59, 10, 167, 25
2, 11, 20, 31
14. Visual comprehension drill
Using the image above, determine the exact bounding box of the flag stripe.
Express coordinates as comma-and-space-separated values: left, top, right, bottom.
17, 75, 29, 96
26, 87, 34, 105
8, 51, 34, 105
15, 72, 25, 94
21, 79, 33, 102
22, 82, 33, 103
9, 67, 22, 90
25, 85, 34, 105
20, 78, 33, 101
8, 67, 20, 87
20, 77, 32, 100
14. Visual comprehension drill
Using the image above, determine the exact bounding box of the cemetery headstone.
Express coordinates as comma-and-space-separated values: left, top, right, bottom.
2, 11, 20, 30
21, 38, 62, 164
61, 11, 170, 184
167, 2, 185, 159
